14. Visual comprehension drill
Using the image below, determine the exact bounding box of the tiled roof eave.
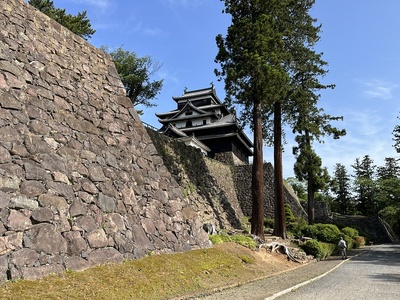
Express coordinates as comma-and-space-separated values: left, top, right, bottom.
196, 133, 253, 155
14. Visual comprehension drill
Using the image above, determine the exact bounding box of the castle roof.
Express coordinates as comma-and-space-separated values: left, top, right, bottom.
156, 86, 253, 162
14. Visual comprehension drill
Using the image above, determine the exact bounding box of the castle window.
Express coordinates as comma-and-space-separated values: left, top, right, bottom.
185, 111, 193, 116
203, 120, 207, 125
186, 120, 192, 127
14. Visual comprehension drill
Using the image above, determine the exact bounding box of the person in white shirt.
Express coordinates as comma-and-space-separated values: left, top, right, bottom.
338, 237, 347, 259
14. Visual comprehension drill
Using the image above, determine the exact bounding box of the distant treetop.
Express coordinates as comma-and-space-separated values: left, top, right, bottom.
28, 0, 95, 39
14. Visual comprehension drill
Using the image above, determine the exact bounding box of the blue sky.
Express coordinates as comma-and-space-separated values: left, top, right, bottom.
48, 0, 400, 178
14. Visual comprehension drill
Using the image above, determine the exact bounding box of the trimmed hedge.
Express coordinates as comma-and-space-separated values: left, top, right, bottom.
300, 239, 336, 260
302, 223, 342, 244
298, 223, 366, 259
341, 227, 359, 238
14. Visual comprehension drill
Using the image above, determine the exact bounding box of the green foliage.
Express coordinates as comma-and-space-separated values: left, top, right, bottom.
28, 0, 95, 39
379, 206, 400, 225
209, 234, 257, 250
393, 118, 400, 153
209, 234, 232, 245
240, 216, 251, 233
376, 178, 400, 209
379, 206, 400, 235
230, 235, 258, 250
331, 163, 355, 214
264, 218, 275, 229
0, 245, 265, 299
182, 183, 195, 197
284, 204, 295, 224
102, 46, 163, 111
375, 157, 400, 236
301, 239, 322, 259
294, 220, 364, 250
298, 222, 365, 259
285, 177, 307, 202
285, 205, 306, 238
287, 217, 308, 238
341, 227, 359, 238
302, 223, 342, 244
327, 155, 400, 237
300, 240, 335, 260
352, 155, 379, 216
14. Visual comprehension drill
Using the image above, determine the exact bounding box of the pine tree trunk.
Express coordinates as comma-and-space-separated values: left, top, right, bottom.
273, 101, 286, 238
251, 99, 265, 239
306, 130, 315, 225
307, 176, 315, 225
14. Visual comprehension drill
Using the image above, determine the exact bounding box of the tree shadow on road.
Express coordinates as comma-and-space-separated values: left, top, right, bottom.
349, 244, 400, 267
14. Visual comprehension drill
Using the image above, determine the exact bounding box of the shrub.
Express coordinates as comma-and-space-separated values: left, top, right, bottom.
341, 227, 359, 238
321, 242, 337, 259
240, 216, 251, 233
354, 236, 366, 248
301, 239, 322, 259
301, 239, 336, 260
303, 223, 342, 243
287, 217, 308, 238
284, 204, 295, 224
264, 218, 274, 229
357, 230, 371, 245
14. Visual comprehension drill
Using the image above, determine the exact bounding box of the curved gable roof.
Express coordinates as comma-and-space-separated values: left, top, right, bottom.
170, 101, 209, 119
161, 123, 188, 137
172, 87, 223, 106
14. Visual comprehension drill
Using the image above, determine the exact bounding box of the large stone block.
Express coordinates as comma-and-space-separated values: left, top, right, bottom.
63, 231, 87, 256
11, 248, 39, 267
7, 210, 32, 231
87, 247, 123, 265
20, 264, 65, 280
24, 224, 67, 254
87, 228, 108, 249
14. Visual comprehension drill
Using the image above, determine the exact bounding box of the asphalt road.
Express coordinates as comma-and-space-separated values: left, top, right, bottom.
274, 244, 400, 300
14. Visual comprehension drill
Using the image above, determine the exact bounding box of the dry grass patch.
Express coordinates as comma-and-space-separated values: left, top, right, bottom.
0, 243, 303, 300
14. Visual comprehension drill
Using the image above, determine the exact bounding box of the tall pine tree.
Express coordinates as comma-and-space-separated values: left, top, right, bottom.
352, 155, 378, 216
216, 0, 335, 237
376, 157, 400, 210
283, 0, 345, 225
331, 163, 354, 214
215, 0, 289, 239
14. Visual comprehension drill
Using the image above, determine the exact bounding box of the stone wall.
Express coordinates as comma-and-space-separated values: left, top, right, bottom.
0, 0, 209, 282
214, 151, 247, 166
234, 163, 307, 220
331, 215, 396, 244
314, 201, 331, 223
147, 128, 307, 228
146, 128, 243, 231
